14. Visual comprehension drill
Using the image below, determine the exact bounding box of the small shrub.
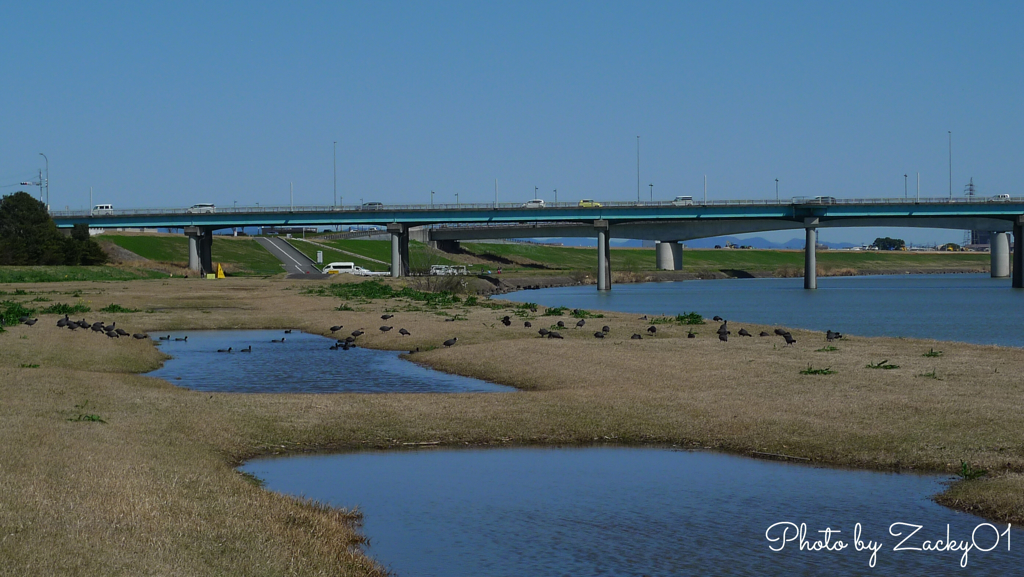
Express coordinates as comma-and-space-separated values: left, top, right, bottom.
918, 369, 941, 380
516, 302, 538, 310
31, 296, 52, 302
20, 363, 40, 368
923, 348, 943, 358
1, 301, 36, 328
569, 309, 603, 319
800, 365, 835, 375
542, 306, 569, 316
464, 296, 479, 307
651, 312, 704, 325
335, 303, 354, 311
99, 303, 141, 313
867, 360, 900, 370
959, 460, 988, 481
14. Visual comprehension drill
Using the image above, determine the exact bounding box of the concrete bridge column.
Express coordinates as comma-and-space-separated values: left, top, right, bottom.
655, 241, 683, 270
184, 226, 201, 272
596, 220, 611, 291
804, 218, 818, 290
199, 227, 214, 274
1013, 219, 1023, 289
991, 232, 1010, 278
388, 223, 409, 277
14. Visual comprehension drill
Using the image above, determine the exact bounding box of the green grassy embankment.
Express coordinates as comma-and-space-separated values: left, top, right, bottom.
102, 235, 283, 276
289, 238, 461, 273
0, 266, 167, 283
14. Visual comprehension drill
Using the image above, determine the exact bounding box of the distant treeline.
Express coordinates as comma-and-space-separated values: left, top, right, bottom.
0, 191, 107, 266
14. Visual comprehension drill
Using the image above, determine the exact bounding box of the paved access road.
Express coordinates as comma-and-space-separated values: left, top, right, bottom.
256, 237, 323, 276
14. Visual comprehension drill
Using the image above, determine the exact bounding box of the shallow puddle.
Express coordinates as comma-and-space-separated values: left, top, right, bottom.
147, 330, 513, 393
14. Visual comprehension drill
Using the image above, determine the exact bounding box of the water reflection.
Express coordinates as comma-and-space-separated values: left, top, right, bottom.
147, 330, 513, 393
242, 447, 1022, 576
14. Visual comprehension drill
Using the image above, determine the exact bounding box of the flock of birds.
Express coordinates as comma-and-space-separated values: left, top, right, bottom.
8, 308, 844, 356
6, 314, 152, 340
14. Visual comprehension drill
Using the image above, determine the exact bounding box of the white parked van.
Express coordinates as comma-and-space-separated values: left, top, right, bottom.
670, 196, 693, 206
321, 262, 388, 276
991, 194, 1011, 202
92, 204, 114, 215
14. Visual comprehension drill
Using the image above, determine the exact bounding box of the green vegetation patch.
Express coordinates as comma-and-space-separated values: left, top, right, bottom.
305, 280, 461, 308
99, 303, 141, 313
650, 312, 704, 325
866, 360, 900, 370
800, 365, 836, 375
104, 235, 282, 276
41, 302, 91, 315
0, 266, 165, 283
1, 301, 36, 328
923, 348, 943, 358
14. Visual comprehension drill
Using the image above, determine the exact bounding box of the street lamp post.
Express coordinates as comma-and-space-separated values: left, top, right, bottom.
775, 178, 779, 202
39, 153, 48, 208
649, 183, 653, 202
904, 174, 908, 199
431, 190, 435, 207
948, 131, 952, 200
455, 192, 459, 207
554, 189, 557, 204
333, 141, 337, 208
534, 186, 538, 200
636, 136, 640, 203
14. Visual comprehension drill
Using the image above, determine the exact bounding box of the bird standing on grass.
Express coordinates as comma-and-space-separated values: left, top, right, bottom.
443, 337, 458, 347
399, 328, 410, 336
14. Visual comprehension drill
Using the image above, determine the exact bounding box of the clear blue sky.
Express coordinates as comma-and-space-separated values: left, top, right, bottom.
2, 1, 1021, 244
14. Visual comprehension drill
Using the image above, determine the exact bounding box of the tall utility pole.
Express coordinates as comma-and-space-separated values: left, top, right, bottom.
649, 183, 653, 202
948, 131, 952, 199
39, 153, 48, 208
333, 142, 337, 207
775, 178, 779, 202
904, 174, 908, 198
917, 172, 920, 201
636, 136, 640, 203
494, 179, 498, 207
704, 175, 707, 205
290, 182, 294, 211
554, 189, 557, 204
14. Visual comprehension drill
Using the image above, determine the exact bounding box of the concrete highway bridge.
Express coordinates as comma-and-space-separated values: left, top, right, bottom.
51, 197, 1024, 290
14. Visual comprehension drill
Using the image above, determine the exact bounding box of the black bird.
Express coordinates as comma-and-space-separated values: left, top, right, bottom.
687, 330, 696, 339
524, 321, 532, 328
719, 332, 729, 342
240, 346, 252, 352
631, 333, 643, 340
783, 333, 797, 346
174, 336, 188, 342
345, 336, 355, 343
57, 315, 68, 327
284, 329, 292, 334
24, 318, 38, 326
602, 325, 611, 333
594, 331, 605, 338
443, 337, 458, 347
538, 328, 549, 337
77, 320, 89, 329
501, 318, 511, 327
132, 333, 147, 339
547, 331, 563, 339
774, 328, 787, 336
271, 337, 285, 343
379, 326, 393, 333
67, 323, 77, 331
759, 331, 771, 337
159, 335, 171, 340
738, 329, 751, 337
826, 330, 843, 342
713, 315, 723, 322
717, 321, 728, 334
502, 315, 511, 323
105, 330, 119, 338
556, 320, 565, 328
116, 328, 129, 336
647, 326, 657, 335
399, 328, 410, 336
18, 316, 29, 323
329, 344, 338, 350
381, 314, 394, 321
330, 325, 343, 333
351, 330, 364, 337
444, 317, 456, 322
575, 319, 585, 329
217, 347, 233, 353
91, 325, 105, 333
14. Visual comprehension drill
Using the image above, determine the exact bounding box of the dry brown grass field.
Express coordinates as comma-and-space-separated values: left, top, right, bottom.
1, 275, 1022, 575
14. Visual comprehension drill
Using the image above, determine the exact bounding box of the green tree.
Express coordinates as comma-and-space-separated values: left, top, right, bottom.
872, 237, 905, 251
0, 192, 107, 265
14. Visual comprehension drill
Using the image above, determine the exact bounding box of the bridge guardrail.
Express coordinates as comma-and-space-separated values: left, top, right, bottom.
48, 196, 1020, 218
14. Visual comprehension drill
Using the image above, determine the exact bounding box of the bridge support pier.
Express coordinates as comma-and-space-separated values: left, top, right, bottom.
1013, 219, 1023, 289
596, 220, 611, 290
199, 228, 213, 274
991, 232, 1010, 278
388, 223, 410, 277
185, 227, 201, 272
655, 241, 683, 270
804, 218, 818, 290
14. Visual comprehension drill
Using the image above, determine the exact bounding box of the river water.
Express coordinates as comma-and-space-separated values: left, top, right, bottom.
146, 330, 513, 393
503, 274, 1024, 347
242, 447, 1022, 576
